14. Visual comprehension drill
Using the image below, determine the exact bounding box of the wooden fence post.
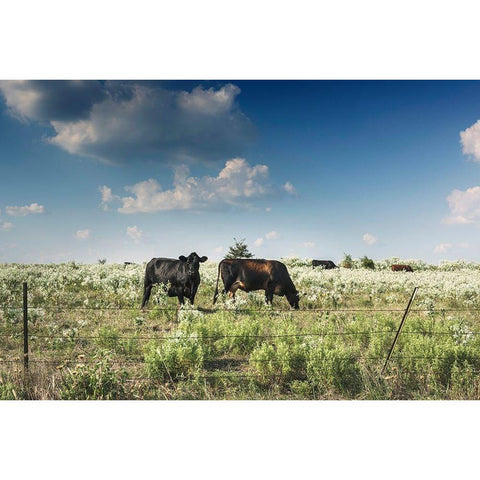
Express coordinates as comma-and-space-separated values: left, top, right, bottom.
23, 282, 28, 371
382, 286, 418, 374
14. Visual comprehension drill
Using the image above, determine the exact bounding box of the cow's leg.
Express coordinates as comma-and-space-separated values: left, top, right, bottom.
189, 282, 198, 305
223, 278, 236, 296
177, 287, 185, 306
141, 282, 153, 309
228, 281, 244, 303
265, 282, 275, 306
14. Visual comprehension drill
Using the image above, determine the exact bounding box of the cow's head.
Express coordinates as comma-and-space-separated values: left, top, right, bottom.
286, 289, 300, 310
179, 252, 208, 276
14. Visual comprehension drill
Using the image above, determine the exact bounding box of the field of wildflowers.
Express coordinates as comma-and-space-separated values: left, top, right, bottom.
1, 257, 480, 399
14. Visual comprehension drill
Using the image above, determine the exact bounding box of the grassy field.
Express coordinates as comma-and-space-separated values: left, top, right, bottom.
1, 257, 480, 400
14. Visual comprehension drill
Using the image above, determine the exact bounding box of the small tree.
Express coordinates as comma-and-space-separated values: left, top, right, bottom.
98, 258, 107, 264
360, 255, 375, 270
341, 253, 353, 268
224, 238, 254, 259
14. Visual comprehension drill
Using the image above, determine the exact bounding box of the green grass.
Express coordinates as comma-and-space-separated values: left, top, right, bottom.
1, 261, 480, 399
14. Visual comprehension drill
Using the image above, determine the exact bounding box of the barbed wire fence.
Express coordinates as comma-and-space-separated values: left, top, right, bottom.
1, 283, 480, 385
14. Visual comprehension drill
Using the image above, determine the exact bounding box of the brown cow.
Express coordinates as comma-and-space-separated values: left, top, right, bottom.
391, 264, 413, 272
213, 258, 300, 309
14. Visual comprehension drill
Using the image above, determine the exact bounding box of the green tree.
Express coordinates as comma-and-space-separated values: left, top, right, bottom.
341, 253, 353, 268
360, 255, 375, 270
224, 238, 254, 259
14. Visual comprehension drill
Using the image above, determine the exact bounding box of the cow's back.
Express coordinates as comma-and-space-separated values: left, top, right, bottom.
391, 264, 413, 272
146, 257, 185, 284
239, 259, 294, 291
313, 260, 337, 269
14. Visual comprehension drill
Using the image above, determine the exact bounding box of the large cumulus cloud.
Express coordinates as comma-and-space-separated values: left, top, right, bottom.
0, 81, 255, 164
443, 186, 480, 225
0, 80, 106, 122
101, 158, 287, 213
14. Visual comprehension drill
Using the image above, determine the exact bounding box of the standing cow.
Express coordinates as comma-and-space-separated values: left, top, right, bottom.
141, 252, 208, 308
312, 260, 337, 269
213, 258, 300, 309
391, 264, 413, 272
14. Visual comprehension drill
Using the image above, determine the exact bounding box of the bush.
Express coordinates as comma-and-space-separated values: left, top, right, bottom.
341, 253, 353, 268
144, 334, 205, 382
360, 256, 375, 270
60, 358, 128, 400
307, 345, 364, 397
0, 373, 19, 400
250, 339, 309, 385
95, 326, 120, 350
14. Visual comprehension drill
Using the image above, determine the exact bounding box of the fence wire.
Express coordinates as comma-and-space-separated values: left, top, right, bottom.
2, 299, 480, 382
2, 303, 480, 313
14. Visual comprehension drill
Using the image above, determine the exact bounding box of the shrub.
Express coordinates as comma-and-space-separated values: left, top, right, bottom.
60, 358, 128, 400
306, 345, 364, 397
0, 373, 19, 400
144, 334, 205, 382
341, 253, 353, 269
95, 326, 120, 350
360, 256, 375, 270
250, 340, 309, 385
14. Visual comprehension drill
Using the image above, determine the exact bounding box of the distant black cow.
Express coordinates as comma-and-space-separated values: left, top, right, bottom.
213, 258, 300, 309
141, 252, 207, 308
391, 264, 413, 272
312, 260, 337, 269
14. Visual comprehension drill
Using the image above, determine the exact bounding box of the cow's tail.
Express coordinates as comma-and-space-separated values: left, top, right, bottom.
213, 260, 223, 305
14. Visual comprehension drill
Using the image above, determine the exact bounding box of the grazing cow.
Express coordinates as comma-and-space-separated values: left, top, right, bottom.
391, 264, 413, 272
213, 258, 300, 309
141, 252, 208, 308
312, 260, 337, 269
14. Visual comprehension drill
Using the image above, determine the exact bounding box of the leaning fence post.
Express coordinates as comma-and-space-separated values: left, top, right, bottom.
23, 282, 28, 371
382, 286, 418, 374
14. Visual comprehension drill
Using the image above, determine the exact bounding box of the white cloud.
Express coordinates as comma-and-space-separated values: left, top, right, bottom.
5, 203, 44, 217
363, 233, 378, 245
111, 158, 272, 213
126, 225, 143, 243
443, 186, 480, 225
433, 243, 452, 254
434, 242, 469, 254
0, 81, 254, 164
0, 222, 13, 231
99, 185, 119, 210
283, 181, 296, 195
460, 120, 480, 162
265, 207, 271, 212
0, 80, 105, 122
303, 241, 315, 248
255, 231, 278, 246
214, 246, 223, 254
74, 229, 90, 240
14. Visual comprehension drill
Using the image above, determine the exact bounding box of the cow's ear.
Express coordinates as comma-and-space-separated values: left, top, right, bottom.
179, 255, 187, 262
199, 256, 208, 262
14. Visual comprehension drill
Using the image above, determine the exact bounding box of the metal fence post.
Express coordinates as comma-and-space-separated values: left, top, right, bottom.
23, 282, 28, 371
382, 286, 418, 374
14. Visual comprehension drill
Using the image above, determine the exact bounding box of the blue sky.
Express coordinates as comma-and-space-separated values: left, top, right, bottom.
1, 80, 480, 264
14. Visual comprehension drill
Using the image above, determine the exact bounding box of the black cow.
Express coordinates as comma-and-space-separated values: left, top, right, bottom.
213, 258, 300, 309
312, 260, 337, 269
141, 252, 207, 308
